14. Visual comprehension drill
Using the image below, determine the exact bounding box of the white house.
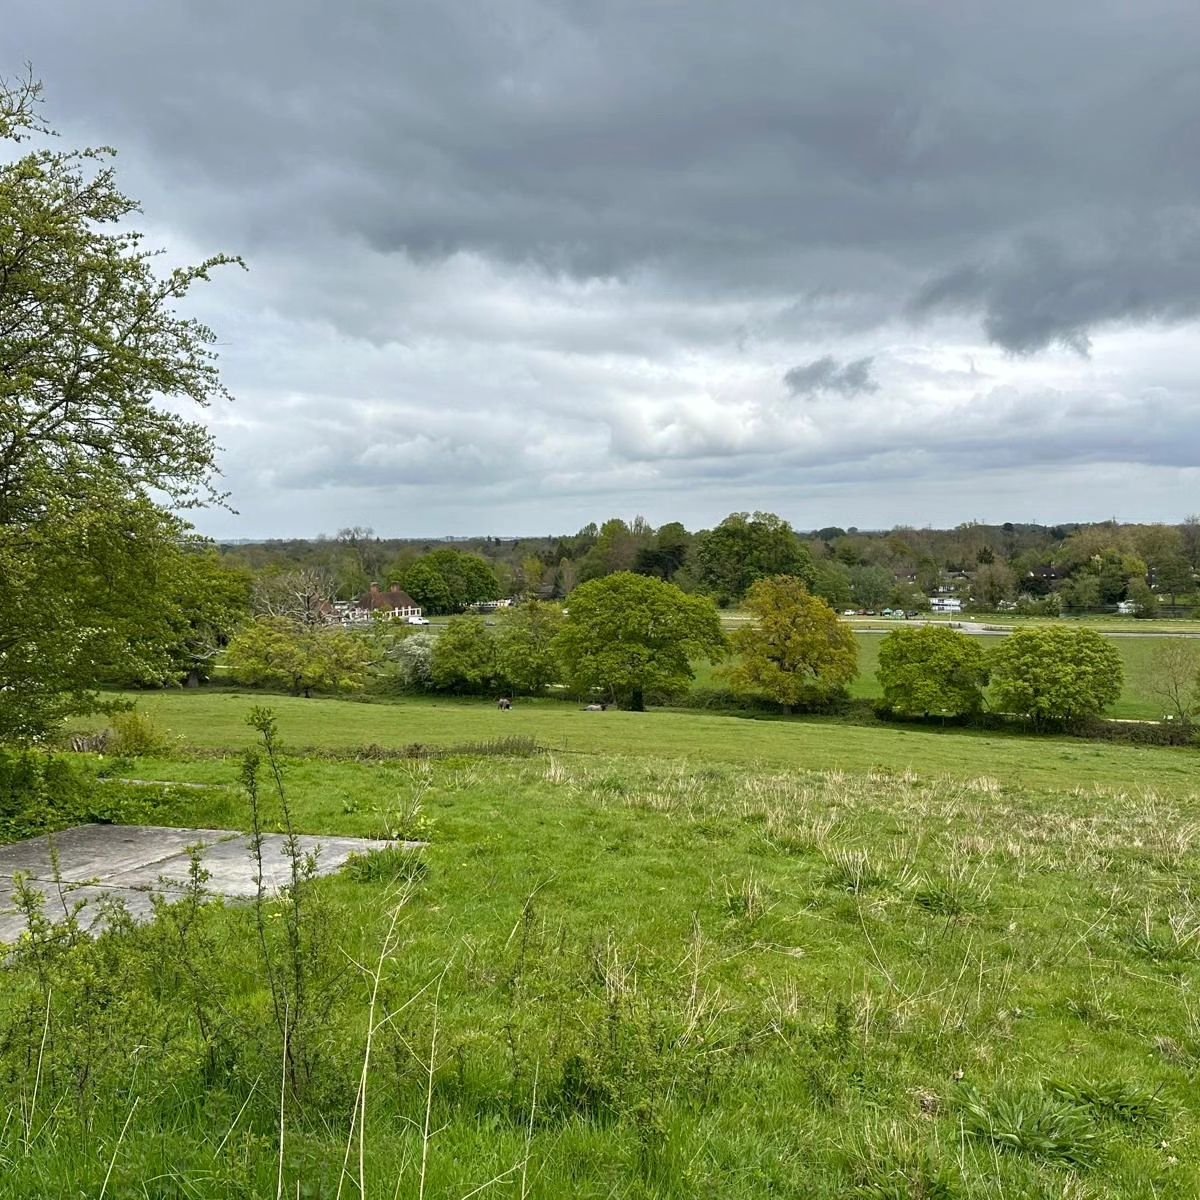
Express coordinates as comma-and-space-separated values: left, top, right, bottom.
930, 597, 963, 613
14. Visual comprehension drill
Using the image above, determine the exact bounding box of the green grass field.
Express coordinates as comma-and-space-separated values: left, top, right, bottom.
7, 690, 1199, 1196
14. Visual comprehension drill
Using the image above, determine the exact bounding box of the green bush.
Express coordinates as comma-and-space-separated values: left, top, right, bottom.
0, 750, 92, 841
107, 707, 169, 756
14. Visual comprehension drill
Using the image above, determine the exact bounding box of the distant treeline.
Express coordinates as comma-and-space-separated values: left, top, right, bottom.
219, 513, 1200, 615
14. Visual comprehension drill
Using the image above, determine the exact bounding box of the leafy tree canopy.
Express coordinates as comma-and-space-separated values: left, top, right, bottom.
395, 549, 500, 614
0, 74, 238, 738
225, 618, 372, 698
988, 627, 1122, 728
494, 601, 565, 694
431, 615, 497, 692
876, 625, 989, 719
694, 512, 814, 605
724, 577, 857, 711
554, 573, 724, 710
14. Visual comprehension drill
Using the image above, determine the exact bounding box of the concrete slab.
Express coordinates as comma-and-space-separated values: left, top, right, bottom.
0, 824, 420, 946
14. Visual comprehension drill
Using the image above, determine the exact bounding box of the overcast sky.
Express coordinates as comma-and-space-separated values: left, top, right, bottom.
9, 2, 1200, 537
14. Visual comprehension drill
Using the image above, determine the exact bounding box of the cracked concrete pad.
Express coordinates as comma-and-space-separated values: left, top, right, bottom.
0, 824, 420, 945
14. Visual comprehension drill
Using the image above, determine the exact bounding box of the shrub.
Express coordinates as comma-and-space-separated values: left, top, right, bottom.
107, 707, 169, 756
0, 751, 92, 841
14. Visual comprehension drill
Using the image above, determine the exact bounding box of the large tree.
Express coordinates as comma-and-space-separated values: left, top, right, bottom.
396, 549, 500, 614
123, 548, 252, 687
724, 577, 857, 711
0, 74, 238, 738
494, 600, 565, 694
693, 512, 814, 605
876, 625, 989, 719
431, 615, 498, 692
554, 573, 724, 710
988, 627, 1122, 729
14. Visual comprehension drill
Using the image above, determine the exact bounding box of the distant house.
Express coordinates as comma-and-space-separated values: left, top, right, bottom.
355, 583, 423, 620
930, 597, 963, 613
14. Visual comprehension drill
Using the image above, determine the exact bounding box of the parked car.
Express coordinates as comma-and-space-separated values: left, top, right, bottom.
406, 615, 430, 625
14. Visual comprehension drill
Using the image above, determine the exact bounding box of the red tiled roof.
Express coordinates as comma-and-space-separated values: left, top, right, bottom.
357, 584, 420, 611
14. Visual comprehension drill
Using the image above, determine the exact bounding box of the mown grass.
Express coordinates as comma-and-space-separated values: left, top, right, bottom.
72, 687, 1200, 792
8, 692, 1198, 1196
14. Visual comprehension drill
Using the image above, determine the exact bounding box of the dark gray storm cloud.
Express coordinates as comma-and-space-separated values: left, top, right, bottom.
7, 0, 1200, 533
784, 356, 878, 396
15, 0, 1200, 350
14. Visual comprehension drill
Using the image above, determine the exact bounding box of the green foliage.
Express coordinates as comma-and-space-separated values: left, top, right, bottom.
115, 547, 253, 686
0, 75, 238, 740
225, 618, 372, 697
107, 708, 169, 757
955, 1084, 1102, 1167
493, 600, 566, 693
396, 548, 500, 614
693, 512, 814, 604
810, 559, 854, 609
876, 625, 989, 718
578, 516, 649, 581
724, 577, 857, 711
1048, 1079, 1170, 1131
989, 626, 1123, 727
970, 560, 1017, 610
0, 751, 90, 841
1127, 576, 1158, 618
344, 844, 428, 884
632, 521, 692, 582
1, 701, 1199, 1192
848, 564, 894, 610
376, 629, 438, 692
555, 572, 725, 709
431, 614, 498, 691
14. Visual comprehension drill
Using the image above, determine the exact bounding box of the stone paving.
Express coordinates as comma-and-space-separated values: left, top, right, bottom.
0, 824, 415, 943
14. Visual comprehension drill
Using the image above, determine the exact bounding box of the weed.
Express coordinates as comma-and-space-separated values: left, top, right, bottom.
912, 865, 992, 916
824, 848, 887, 893
345, 844, 428, 885
722, 873, 769, 922
955, 1084, 1101, 1167
1048, 1078, 1170, 1131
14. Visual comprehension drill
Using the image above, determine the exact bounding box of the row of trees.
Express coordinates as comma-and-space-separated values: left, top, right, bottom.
877, 625, 1124, 728
227, 576, 725, 711
225, 573, 1152, 731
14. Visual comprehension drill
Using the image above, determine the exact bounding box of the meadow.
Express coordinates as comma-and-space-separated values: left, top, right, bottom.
2, 688, 1192, 1196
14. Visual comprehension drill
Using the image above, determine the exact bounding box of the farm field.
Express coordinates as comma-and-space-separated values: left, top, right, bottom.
18, 688, 1199, 1196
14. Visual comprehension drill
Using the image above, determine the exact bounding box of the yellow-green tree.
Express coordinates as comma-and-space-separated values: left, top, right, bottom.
724, 577, 857, 711
226, 619, 371, 698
